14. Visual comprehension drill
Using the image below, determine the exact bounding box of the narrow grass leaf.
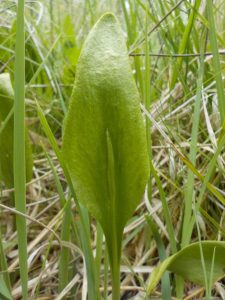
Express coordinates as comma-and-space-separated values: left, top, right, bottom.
14, 0, 28, 298
150, 161, 177, 253
0, 230, 12, 297
95, 222, 103, 294
145, 215, 171, 300
170, 0, 201, 88
59, 197, 72, 293
42, 147, 72, 293
0, 276, 12, 300
181, 30, 205, 247
0, 73, 32, 188
194, 209, 210, 298
183, 129, 225, 245
206, 0, 225, 123
36, 102, 98, 299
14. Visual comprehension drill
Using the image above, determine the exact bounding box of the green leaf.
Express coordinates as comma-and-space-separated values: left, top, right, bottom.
147, 241, 225, 294
62, 15, 80, 65
62, 13, 149, 297
0, 275, 12, 300
0, 73, 33, 188
206, 0, 225, 123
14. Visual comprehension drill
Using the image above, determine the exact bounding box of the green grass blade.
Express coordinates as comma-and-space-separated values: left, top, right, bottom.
170, 0, 201, 89
0, 275, 12, 300
145, 215, 171, 300
43, 147, 72, 293
144, 8, 152, 202
43, 146, 65, 207
183, 129, 225, 245
14, 0, 28, 298
209, 247, 216, 298
0, 230, 12, 297
76, 205, 98, 300
181, 30, 206, 248
194, 209, 210, 299
150, 161, 177, 254
103, 248, 109, 300
59, 196, 72, 293
206, 0, 225, 123
95, 222, 103, 295
36, 102, 98, 300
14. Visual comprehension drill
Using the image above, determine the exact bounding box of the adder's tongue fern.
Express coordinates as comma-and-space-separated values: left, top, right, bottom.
62, 13, 149, 299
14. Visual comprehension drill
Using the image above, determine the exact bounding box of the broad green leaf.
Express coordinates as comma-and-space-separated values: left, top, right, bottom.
62, 12, 149, 288
148, 241, 225, 294
0, 73, 33, 187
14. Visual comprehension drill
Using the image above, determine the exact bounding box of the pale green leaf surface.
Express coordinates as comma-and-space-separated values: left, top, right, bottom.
148, 241, 225, 294
62, 13, 149, 264
0, 73, 32, 187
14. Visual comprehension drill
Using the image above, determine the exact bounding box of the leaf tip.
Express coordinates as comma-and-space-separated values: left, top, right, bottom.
94, 12, 119, 29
